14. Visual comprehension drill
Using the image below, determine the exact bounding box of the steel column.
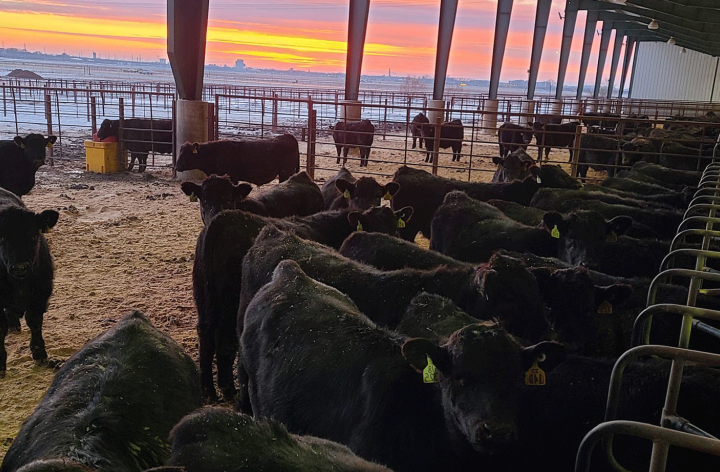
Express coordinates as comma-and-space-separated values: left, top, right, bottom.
344, 0, 371, 102
489, 0, 514, 100
432, 0, 458, 101
527, 0, 552, 99
628, 39, 640, 99
167, 0, 209, 101
618, 37, 635, 98
607, 29, 625, 99
555, 0, 580, 100
593, 22, 613, 99
576, 10, 598, 99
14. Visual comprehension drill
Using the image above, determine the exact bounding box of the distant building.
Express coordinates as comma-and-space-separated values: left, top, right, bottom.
235, 59, 246, 71
159, 58, 167, 64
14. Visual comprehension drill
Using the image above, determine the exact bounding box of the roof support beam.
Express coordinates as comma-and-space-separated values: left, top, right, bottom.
432, 0, 459, 101
555, 0, 580, 100
618, 37, 635, 98
527, 0, 552, 99
344, 0, 370, 101
167, 0, 209, 100
577, 9, 598, 99
593, 22, 613, 99
607, 28, 625, 98
489, 0, 514, 100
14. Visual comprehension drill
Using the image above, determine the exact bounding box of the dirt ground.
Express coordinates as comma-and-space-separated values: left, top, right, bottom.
0, 132, 592, 460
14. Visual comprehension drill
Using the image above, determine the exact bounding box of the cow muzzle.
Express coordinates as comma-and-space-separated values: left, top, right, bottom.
9, 262, 31, 279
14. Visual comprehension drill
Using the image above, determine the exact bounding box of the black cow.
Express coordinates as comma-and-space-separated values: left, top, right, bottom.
0, 134, 56, 196
244, 171, 324, 218
241, 259, 566, 472
333, 119, 375, 167
491, 149, 535, 183
576, 133, 622, 183
0, 311, 202, 472
0, 189, 58, 376
194, 206, 411, 401
96, 118, 172, 172
530, 121, 579, 163
578, 111, 620, 130
584, 182, 690, 210
181, 175, 255, 225
429, 191, 632, 265
176, 134, 299, 186
630, 161, 700, 188
534, 164, 583, 190
410, 112, 429, 149
600, 175, 693, 199
390, 165, 540, 240
421, 119, 464, 162
321, 167, 400, 210
164, 407, 393, 472
498, 122, 534, 157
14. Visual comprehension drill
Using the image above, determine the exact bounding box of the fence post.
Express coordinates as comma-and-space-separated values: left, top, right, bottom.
91, 96, 97, 136
45, 94, 54, 165
570, 124, 583, 178
261, 98, 265, 137
272, 93, 279, 132
86, 85, 91, 121
306, 101, 316, 179
383, 98, 388, 140
131, 85, 136, 116
432, 116, 441, 175
2, 85, 5, 117
214, 94, 220, 141
207, 103, 215, 142
118, 97, 126, 170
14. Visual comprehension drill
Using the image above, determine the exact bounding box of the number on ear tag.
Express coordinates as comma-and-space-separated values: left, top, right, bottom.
597, 300, 613, 315
605, 232, 618, 242
551, 225, 560, 239
343, 190, 351, 199
397, 218, 406, 229
423, 355, 440, 384
383, 191, 392, 200
356, 222, 364, 232
525, 360, 546, 386
189, 193, 198, 203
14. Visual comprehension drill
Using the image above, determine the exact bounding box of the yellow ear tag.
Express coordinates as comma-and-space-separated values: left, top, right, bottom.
356, 222, 363, 232
397, 218, 406, 229
46, 142, 53, 149
598, 300, 613, 315
605, 231, 618, 243
189, 193, 198, 203
20, 143, 26, 149
40, 227, 51, 234
423, 355, 440, 384
551, 225, 560, 239
343, 190, 351, 199
525, 360, 546, 386
383, 190, 392, 201
192, 148, 198, 154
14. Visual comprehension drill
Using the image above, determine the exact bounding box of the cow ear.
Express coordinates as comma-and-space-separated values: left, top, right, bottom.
180, 182, 202, 199
541, 212, 566, 238
607, 216, 632, 239
13, 136, 25, 148
47, 136, 58, 145
37, 210, 59, 233
529, 165, 540, 179
234, 182, 253, 200
335, 179, 355, 198
382, 182, 400, 200
402, 338, 451, 377
521, 341, 566, 373
492, 156, 504, 166
347, 211, 362, 231
594, 284, 633, 314
394, 206, 414, 225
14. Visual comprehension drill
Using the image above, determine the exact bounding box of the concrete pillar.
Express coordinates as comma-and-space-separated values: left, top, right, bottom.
427, 99, 445, 126
520, 100, 535, 126
593, 23, 613, 99
587, 99, 599, 113
555, 0, 580, 100
602, 101, 612, 113
607, 29, 625, 99
339, 100, 362, 121
344, 0, 371, 101
481, 99, 499, 135
432, 0, 459, 101
176, 99, 209, 181
551, 99, 563, 121
572, 99, 583, 115
527, 0, 552, 99
618, 38, 635, 99
489, 0, 514, 100
576, 10, 598, 100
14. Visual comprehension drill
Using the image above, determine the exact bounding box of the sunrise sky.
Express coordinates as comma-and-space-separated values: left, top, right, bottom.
0, 0, 619, 82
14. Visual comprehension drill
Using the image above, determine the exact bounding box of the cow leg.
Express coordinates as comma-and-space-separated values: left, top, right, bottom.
127, 153, 136, 172
198, 322, 220, 402
412, 135, 417, 149
336, 145, 342, 164
5, 309, 21, 332
578, 164, 589, 184
24, 310, 47, 365
342, 147, 350, 165
216, 324, 238, 401
0, 308, 7, 377
544, 148, 551, 163
138, 153, 148, 173
536, 146, 544, 163
237, 361, 253, 415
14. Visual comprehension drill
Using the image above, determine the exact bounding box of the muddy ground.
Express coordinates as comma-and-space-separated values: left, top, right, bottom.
0, 133, 594, 460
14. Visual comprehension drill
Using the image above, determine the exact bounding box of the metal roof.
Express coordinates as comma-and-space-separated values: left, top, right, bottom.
581, 0, 720, 57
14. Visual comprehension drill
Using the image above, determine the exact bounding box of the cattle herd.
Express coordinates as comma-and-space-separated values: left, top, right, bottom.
1, 108, 720, 472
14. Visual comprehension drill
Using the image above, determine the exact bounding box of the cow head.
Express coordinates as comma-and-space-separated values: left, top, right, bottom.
96, 119, 119, 141
492, 151, 535, 183
14, 134, 57, 170
176, 142, 203, 172
336, 178, 400, 210
532, 165, 582, 190
621, 138, 655, 166
0, 207, 59, 280
347, 206, 413, 235
402, 322, 566, 454
181, 175, 253, 225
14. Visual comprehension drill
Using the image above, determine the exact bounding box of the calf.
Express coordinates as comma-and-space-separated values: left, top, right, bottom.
491, 149, 535, 183
242, 171, 324, 218
429, 191, 631, 265
0, 189, 58, 376
0, 134, 56, 196
0, 311, 202, 472
193, 206, 411, 401
421, 119, 464, 162
333, 119, 375, 167
410, 112, 429, 149
165, 407, 392, 472
321, 167, 400, 210
176, 134, 299, 185
576, 133, 622, 183
390, 165, 540, 240
241, 259, 565, 472
181, 175, 255, 224
97, 118, 172, 172
396, 292, 480, 342
497, 122, 533, 157
530, 121, 579, 163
